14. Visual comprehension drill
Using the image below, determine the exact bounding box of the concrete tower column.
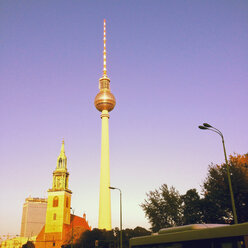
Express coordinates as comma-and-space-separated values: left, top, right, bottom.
99, 110, 111, 229
94, 20, 116, 230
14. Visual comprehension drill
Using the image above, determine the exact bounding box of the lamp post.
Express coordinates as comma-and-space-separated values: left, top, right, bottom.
198, 123, 238, 224
109, 186, 122, 248
70, 208, 75, 248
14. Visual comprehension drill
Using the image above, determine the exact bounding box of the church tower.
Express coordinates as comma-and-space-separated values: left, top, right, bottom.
45, 140, 72, 234
94, 19, 116, 230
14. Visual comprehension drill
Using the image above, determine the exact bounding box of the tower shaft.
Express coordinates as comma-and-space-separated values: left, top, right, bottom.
94, 20, 116, 230
98, 110, 111, 230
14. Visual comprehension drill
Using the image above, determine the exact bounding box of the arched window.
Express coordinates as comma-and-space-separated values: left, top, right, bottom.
53, 213, 56, 220
53, 196, 59, 207
59, 158, 62, 168
66, 197, 69, 208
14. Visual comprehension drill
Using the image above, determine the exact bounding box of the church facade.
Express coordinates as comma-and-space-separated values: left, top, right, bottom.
35, 141, 90, 248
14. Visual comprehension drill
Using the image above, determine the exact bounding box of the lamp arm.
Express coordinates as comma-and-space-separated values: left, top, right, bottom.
208, 126, 223, 138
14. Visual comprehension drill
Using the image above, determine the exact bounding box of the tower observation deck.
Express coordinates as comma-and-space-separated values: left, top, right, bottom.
94, 19, 116, 230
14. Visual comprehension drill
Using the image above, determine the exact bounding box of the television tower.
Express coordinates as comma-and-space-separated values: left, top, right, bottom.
94, 19, 116, 230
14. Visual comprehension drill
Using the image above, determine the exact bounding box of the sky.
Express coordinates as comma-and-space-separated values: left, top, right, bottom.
0, 0, 248, 236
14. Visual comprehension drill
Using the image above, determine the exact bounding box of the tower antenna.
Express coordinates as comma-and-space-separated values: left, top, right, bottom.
103, 19, 107, 77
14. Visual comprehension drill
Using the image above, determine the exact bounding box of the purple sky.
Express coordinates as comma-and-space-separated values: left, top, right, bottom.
1, 0, 248, 236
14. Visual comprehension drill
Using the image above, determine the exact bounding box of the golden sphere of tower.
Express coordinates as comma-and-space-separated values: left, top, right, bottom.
94, 91, 116, 112
94, 77, 116, 112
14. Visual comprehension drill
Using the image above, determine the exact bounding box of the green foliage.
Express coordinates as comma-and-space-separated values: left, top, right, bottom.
141, 153, 248, 230
73, 229, 115, 248
121, 227, 151, 248
202, 153, 248, 223
70, 227, 150, 248
181, 189, 203, 225
141, 184, 183, 232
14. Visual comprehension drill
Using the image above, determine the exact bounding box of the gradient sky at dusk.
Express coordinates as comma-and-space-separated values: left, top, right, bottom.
1, 0, 248, 236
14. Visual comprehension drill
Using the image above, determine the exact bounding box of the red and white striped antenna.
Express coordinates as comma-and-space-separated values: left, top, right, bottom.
103, 19, 107, 77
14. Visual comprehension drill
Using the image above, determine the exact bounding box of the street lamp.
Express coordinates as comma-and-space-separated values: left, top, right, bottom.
198, 122, 238, 224
109, 186, 122, 248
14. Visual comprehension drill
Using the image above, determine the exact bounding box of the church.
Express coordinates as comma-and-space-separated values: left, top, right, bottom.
35, 140, 91, 248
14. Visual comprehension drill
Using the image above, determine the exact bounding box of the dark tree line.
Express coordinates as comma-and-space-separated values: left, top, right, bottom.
141, 153, 248, 232
63, 227, 151, 248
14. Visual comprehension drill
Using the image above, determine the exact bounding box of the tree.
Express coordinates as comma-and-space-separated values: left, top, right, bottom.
141, 154, 248, 229
22, 241, 35, 248
202, 153, 248, 223
181, 189, 203, 224
132, 226, 151, 237
121, 227, 151, 248
141, 184, 183, 232
70, 227, 150, 248
80, 228, 116, 248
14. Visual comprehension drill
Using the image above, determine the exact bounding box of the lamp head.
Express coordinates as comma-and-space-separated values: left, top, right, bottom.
198, 125, 208, 130
203, 123, 212, 128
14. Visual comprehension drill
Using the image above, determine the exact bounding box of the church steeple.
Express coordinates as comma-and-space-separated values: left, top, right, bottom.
50, 140, 70, 192
56, 139, 67, 170
45, 140, 72, 235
